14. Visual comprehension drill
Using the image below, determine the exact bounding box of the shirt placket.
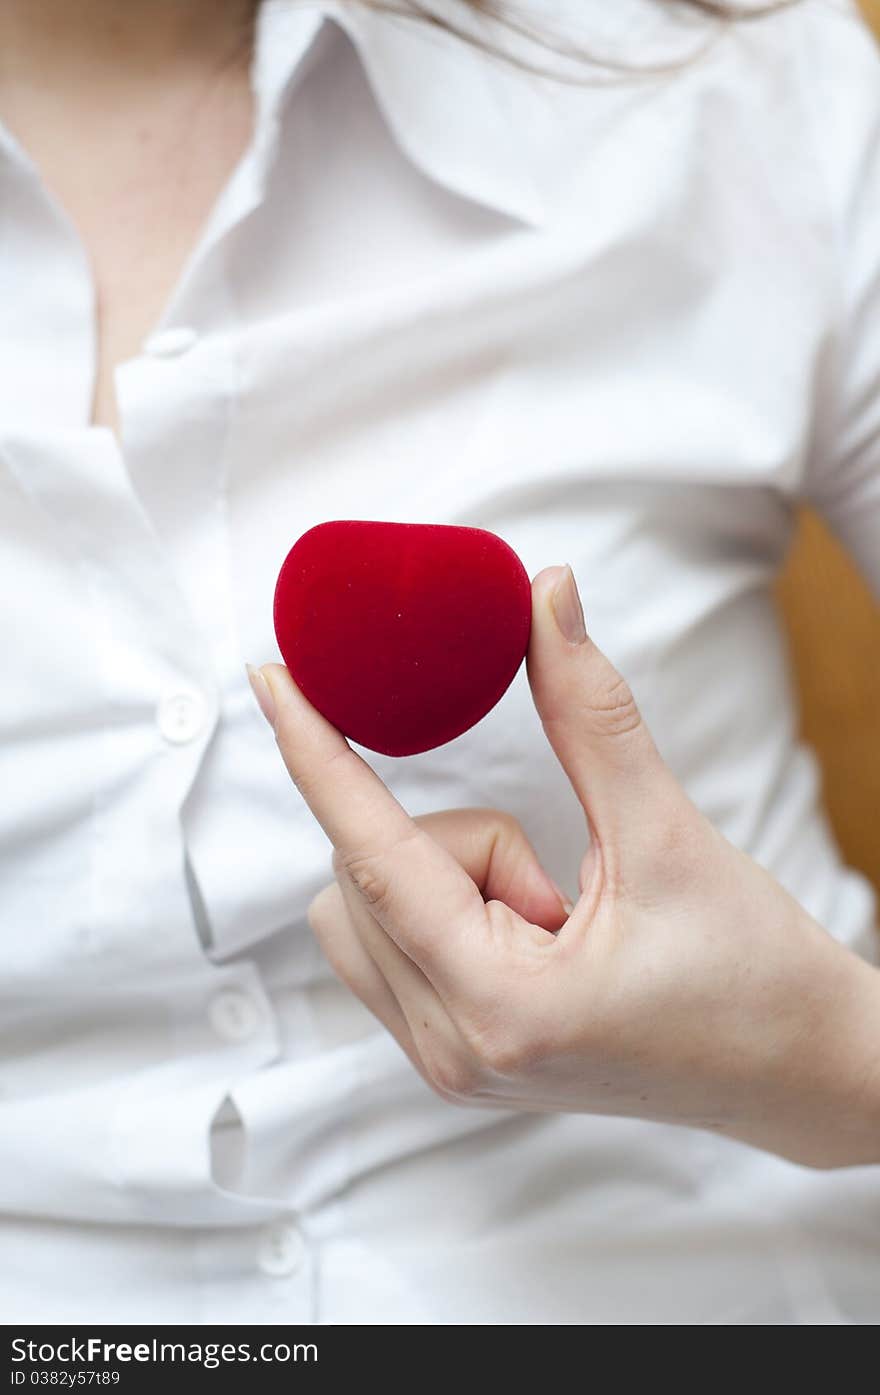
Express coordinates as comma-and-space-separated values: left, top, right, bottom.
99, 6, 341, 1314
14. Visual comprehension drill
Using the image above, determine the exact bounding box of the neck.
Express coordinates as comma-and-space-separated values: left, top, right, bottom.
0, 0, 260, 82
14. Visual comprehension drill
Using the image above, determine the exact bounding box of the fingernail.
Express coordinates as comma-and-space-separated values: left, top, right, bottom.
551, 564, 586, 645
246, 663, 276, 727
550, 878, 575, 917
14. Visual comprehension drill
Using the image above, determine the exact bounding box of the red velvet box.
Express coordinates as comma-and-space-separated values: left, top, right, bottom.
273, 521, 532, 756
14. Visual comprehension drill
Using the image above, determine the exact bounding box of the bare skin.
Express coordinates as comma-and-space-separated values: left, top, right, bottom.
4, 0, 879, 1170
252, 568, 880, 1169
0, 0, 258, 436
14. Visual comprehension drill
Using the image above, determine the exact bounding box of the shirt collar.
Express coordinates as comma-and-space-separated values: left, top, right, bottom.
255, 0, 547, 228
0, 1, 547, 230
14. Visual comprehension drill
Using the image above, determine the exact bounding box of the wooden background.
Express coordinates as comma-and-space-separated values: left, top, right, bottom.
861, 0, 880, 30
775, 2, 880, 895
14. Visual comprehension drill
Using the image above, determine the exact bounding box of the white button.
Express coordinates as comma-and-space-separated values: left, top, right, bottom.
156, 690, 206, 745
143, 326, 198, 358
258, 1221, 306, 1278
209, 988, 262, 1044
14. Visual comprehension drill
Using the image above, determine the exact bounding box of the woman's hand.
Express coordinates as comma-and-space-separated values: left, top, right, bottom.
249, 566, 880, 1168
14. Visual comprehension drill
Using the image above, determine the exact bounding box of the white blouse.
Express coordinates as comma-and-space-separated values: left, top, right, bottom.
2, 0, 879, 1324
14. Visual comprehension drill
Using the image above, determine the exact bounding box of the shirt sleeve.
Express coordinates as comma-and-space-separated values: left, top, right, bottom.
801, 1, 880, 596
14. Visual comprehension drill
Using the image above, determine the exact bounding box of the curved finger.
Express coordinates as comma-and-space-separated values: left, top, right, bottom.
333, 863, 462, 1042
413, 809, 571, 933
308, 882, 427, 1077
310, 881, 474, 1102
332, 870, 487, 1103
258, 663, 492, 994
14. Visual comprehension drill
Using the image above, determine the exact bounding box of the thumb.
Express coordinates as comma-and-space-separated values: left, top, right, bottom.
526, 565, 669, 842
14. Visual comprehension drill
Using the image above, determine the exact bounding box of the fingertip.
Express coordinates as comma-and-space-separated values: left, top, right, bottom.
516, 861, 574, 934
530, 565, 588, 649
550, 880, 576, 919
307, 881, 342, 934
531, 564, 567, 601
549, 565, 587, 646
539, 872, 575, 931
258, 660, 289, 686
259, 662, 299, 713
246, 662, 277, 726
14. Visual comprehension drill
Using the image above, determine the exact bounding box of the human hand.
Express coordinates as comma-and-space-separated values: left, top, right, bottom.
248, 566, 880, 1167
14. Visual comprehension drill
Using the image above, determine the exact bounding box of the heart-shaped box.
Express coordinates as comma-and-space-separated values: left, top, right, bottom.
273, 520, 532, 756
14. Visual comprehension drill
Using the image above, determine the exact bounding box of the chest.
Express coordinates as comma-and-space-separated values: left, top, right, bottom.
0, 66, 253, 433
0, 37, 835, 989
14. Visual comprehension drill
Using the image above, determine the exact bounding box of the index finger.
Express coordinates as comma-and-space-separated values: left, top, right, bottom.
256, 663, 489, 994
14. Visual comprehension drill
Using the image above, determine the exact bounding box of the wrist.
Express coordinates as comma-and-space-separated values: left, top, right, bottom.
732, 923, 880, 1168
808, 940, 880, 1167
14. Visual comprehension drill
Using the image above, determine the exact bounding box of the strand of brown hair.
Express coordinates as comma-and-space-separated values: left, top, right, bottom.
351, 0, 804, 81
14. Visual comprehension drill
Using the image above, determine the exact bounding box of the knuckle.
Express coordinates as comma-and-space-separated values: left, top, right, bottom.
306, 884, 338, 937
490, 809, 521, 839
474, 1030, 530, 1078
334, 827, 425, 914
307, 900, 349, 966
307, 912, 361, 996
460, 1021, 529, 1071
461, 1009, 549, 1079
491, 809, 528, 853
424, 1047, 481, 1102
335, 846, 392, 912
315, 930, 353, 988
587, 670, 642, 739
